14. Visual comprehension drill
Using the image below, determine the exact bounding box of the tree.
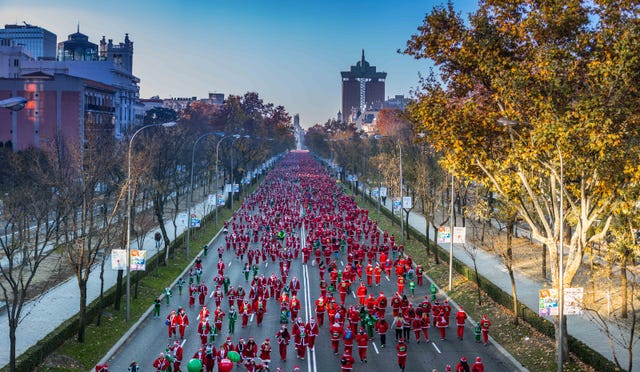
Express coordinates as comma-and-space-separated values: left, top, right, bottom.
404, 1, 640, 365
0, 149, 68, 371
56, 132, 124, 343
144, 107, 178, 125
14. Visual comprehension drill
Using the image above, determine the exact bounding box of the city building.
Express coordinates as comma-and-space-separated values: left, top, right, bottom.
340, 49, 386, 124
383, 94, 410, 111
0, 72, 115, 151
16, 33, 138, 139
57, 26, 98, 61
0, 23, 56, 60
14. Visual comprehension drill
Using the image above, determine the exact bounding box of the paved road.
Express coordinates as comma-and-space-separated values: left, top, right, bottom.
105, 152, 522, 372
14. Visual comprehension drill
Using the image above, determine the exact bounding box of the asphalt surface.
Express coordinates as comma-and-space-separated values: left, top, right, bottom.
105, 152, 521, 372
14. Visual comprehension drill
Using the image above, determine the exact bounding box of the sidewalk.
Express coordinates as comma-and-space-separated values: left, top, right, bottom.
367, 186, 639, 369
0, 187, 220, 369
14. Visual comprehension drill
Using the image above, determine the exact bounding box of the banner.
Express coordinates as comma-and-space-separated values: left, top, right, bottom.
207, 194, 216, 207
111, 249, 127, 270
217, 194, 225, 206
539, 288, 584, 316
372, 188, 379, 197
402, 196, 412, 209
233, 183, 239, 192
453, 226, 466, 244
130, 249, 147, 271
190, 213, 201, 228
437, 226, 451, 243
380, 187, 387, 197
178, 212, 187, 227
392, 198, 401, 211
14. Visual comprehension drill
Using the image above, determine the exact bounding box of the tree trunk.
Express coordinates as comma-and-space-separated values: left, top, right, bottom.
541, 244, 547, 280
9, 318, 16, 372
621, 253, 628, 318
77, 282, 87, 343
425, 216, 431, 257
506, 220, 519, 325
114, 269, 123, 310
431, 222, 440, 264
96, 264, 105, 327
555, 316, 568, 367
509, 269, 519, 325
473, 258, 482, 306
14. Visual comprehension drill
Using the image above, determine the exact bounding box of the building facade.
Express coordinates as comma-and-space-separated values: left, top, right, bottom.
341, 50, 386, 123
0, 72, 115, 151
0, 23, 57, 60
15, 33, 139, 139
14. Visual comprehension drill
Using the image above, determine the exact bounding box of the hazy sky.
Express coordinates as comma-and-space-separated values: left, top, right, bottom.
2, 0, 477, 128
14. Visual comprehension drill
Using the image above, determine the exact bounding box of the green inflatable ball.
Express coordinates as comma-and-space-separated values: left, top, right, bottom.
187, 358, 202, 372
227, 350, 242, 362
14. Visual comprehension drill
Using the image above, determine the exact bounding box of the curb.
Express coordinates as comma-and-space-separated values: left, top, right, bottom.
95, 225, 227, 370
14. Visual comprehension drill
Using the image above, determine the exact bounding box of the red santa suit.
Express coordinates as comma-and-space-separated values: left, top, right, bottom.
169, 340, 183, 372
306, 318, 319, 350
259, 339, 272, 364
455, 307, 468, 340
295, 330, 308, 359
329, 322, 344, 354
315, 297, 326, 326
340, 350, 355, 372
198, 282, 208, 306
355, 329, 369, 362
198, 319, 212, 345
153, 354, 171, 371
277, 327, 290, 361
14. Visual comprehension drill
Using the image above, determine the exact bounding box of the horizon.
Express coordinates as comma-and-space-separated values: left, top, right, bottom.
2, 0, 478, 128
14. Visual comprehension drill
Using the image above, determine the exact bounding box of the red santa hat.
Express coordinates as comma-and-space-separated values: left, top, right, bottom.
476, 357, 482, 362
461, 356, 467, 362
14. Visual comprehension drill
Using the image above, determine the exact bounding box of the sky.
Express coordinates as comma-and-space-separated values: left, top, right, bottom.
1, 0, 478, 128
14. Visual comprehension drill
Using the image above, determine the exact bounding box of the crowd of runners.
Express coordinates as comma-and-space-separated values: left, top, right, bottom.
97, 151, 491, 372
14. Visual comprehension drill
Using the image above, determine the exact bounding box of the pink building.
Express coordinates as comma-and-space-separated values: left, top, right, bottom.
0, 72, 115, 151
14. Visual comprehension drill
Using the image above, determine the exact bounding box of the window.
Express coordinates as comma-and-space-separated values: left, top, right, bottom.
13, 59, 19, 67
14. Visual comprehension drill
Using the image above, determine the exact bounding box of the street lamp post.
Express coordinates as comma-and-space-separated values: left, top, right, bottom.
230, 135, 250, 212
186, 132, 223, 259
126, 121, 177, 322
215, 134, 240, 229
398, 140, 405, 246
448, 169, 454, 291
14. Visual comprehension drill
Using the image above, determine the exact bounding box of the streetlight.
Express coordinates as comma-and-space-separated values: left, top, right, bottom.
0, 97, 27, 111
371, 135, 405, 244
499, 117, 565, 370
214, 134, 242, 228
372, 135, 382, 223
126, 121, 177, 322
230, 135, 250, 211
186, 132, 224, 259
360, 134, 368, 204
397, 139, 405, 246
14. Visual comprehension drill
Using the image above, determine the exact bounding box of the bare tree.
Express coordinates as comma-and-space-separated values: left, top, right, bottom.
0, 148, 68, 371
56, 134, 124, 342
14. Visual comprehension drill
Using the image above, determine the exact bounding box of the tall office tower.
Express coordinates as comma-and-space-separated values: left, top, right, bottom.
0, 23, 57, 60
340, 49, 386, 123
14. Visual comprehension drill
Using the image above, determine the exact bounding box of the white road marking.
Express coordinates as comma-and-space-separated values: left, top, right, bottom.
372, 341, 379, 354
432, 342, 441, 353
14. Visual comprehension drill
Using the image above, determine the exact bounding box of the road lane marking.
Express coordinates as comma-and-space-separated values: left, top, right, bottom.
372, 341, 379, 354
432, 342, 441, 353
